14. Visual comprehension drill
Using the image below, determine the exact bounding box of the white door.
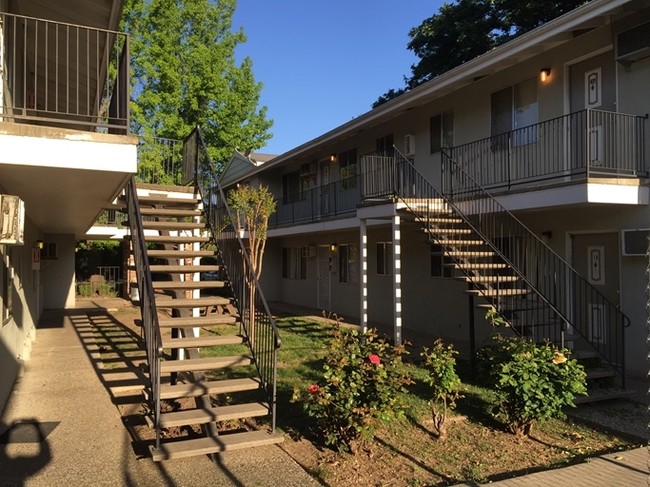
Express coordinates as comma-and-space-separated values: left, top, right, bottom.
316, 245, 331, 310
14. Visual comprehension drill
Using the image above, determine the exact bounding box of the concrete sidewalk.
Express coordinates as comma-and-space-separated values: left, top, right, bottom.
0, 300, 319, 487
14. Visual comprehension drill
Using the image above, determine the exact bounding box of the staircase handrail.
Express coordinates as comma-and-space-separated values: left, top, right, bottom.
183, 127, 281, 430
124, 176, 163, 450
368, 147, 627, 383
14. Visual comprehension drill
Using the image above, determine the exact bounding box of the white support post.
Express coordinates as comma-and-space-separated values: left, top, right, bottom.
360, 218, 368, 335
392, 214, 402, 345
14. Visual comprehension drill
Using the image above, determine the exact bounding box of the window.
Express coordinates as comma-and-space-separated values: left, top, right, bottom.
282, 169, 308, 204
282, 247, 307, 280
491, 79, 538, 149
430, 112, 454, 153
338, 244, 358, 284
42, 242, 57, 259
339, 149, 358, 189
376, 242, 393, 276
376, 134, 394, 156
430, 244, 452, 278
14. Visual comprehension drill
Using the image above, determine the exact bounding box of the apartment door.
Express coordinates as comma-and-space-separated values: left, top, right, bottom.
316, 245, 331, 310
567, 52, 616, 174
571, 232, 620, 345
320, 162, 330, 217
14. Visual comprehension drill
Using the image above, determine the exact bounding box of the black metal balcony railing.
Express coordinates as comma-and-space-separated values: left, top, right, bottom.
183, 127, 280, 431
136, 137, 183, 185
269, 177, 361, 227
0, 12, 129, 133
448, 109, 646, 192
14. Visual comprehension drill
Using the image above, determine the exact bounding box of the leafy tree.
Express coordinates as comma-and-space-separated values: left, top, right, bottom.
374, 0, 587, 107
121, 0, 272, 167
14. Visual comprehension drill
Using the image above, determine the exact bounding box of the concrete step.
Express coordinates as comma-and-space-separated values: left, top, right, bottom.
160, 355, 252, 373
160, 378, 261, 400
138, 208, 202, 217
161, 334, 244, 349
152, 281, 226, 290
156, 402, 269, 428
574, 387, 634, 404
150, 430, 283, 461
142, 221, 205, 231
586, 367, 617, 380
158, 315, 238, 328
156, 296, 231, 308
147, 249, 215, 259
148, 264, 220, 273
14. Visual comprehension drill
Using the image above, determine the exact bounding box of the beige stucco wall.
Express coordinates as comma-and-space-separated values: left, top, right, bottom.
41, 233, 76, 310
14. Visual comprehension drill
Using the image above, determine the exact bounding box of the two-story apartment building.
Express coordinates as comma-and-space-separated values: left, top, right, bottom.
220, 0, 650, 382
0, 0, 137, 411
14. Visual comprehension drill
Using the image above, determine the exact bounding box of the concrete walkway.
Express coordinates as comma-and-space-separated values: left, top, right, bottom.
0, 299, 319, 487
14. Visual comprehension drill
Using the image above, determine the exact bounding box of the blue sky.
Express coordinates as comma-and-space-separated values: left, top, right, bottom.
232, 1, 444, 155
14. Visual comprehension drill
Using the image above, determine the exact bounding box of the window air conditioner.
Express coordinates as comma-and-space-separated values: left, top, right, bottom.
404, 134, 416, 157
621, 229, 650, 256
0, 195, 25, 245
616, 21, 650, 62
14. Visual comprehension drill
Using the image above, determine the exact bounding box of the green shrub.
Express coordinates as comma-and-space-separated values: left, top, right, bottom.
477, 334, 587, 436
420, 339, 462, 440
77, 282, 93, 297
294, 326, 412, 452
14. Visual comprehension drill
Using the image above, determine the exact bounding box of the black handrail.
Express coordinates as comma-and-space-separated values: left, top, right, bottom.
124, 176, 163, 449
360, 148, 628, 385
183, 127, 281, 430
441, 149, 629, 383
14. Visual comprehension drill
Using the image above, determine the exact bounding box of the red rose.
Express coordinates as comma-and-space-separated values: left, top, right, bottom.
368, 354, 380, 365
308, 384, 320, 394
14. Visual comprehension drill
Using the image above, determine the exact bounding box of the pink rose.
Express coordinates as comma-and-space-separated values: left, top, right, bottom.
369, 354, 381, 365
308, 384, 320, 394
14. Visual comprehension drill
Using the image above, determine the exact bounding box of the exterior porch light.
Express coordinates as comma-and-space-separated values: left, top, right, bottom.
540, 68, 551, 83
330, 153, 337, 163
330, 243, 337, 252
35, 240, 44, 249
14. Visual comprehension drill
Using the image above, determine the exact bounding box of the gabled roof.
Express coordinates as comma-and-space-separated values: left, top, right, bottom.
220, 150, 277, 187
222, 0, 642, 186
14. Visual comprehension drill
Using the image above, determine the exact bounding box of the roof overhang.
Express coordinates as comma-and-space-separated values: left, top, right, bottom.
0, 123, 137, 237
228, 0, 645, 184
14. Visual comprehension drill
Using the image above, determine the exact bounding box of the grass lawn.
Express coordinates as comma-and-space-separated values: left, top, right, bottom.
267, 316, 640, 486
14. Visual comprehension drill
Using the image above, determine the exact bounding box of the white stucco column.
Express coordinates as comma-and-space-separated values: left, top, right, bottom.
360, 218, 368, 334
392, 214, 402, 345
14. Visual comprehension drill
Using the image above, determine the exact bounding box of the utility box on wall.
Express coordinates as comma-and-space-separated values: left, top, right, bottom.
0, 195, 25, 245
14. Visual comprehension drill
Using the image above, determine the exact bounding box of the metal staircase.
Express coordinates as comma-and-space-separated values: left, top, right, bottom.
122, 132, 282, 460
360, 149, 630, 399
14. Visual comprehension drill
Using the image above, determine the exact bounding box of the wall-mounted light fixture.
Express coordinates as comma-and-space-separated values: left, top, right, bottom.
330, 243, 337, 252
35, 239, 44, 249
330, 153, 337, 163
540, 68, 551, 83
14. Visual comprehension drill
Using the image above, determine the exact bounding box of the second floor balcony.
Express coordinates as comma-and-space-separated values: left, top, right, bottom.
0, 11, 129, 134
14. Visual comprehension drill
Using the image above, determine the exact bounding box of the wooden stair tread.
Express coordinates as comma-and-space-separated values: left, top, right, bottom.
158, 315, 238, 327
150, 430, 283, 461
152, 281, 226, 289
458, 275, 519, 283
161, 355, 252, 373
157, 402, 269, 428
139, 208, 201, 217
149, 264, 220, 273
156, 296, 231, 307
147, 250, 215, 258
427, 228, 472, 234
144, 235, 210, 243
586, 368, 617, 380
160, 378, 261, 400
449, 263, 507, 269
142, 221, 206, 230
135, 195, 201, 205
161, 334, 244, 349
466, 288, 528, 297
445, 251, 495, 257
440, 239, 485, 246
